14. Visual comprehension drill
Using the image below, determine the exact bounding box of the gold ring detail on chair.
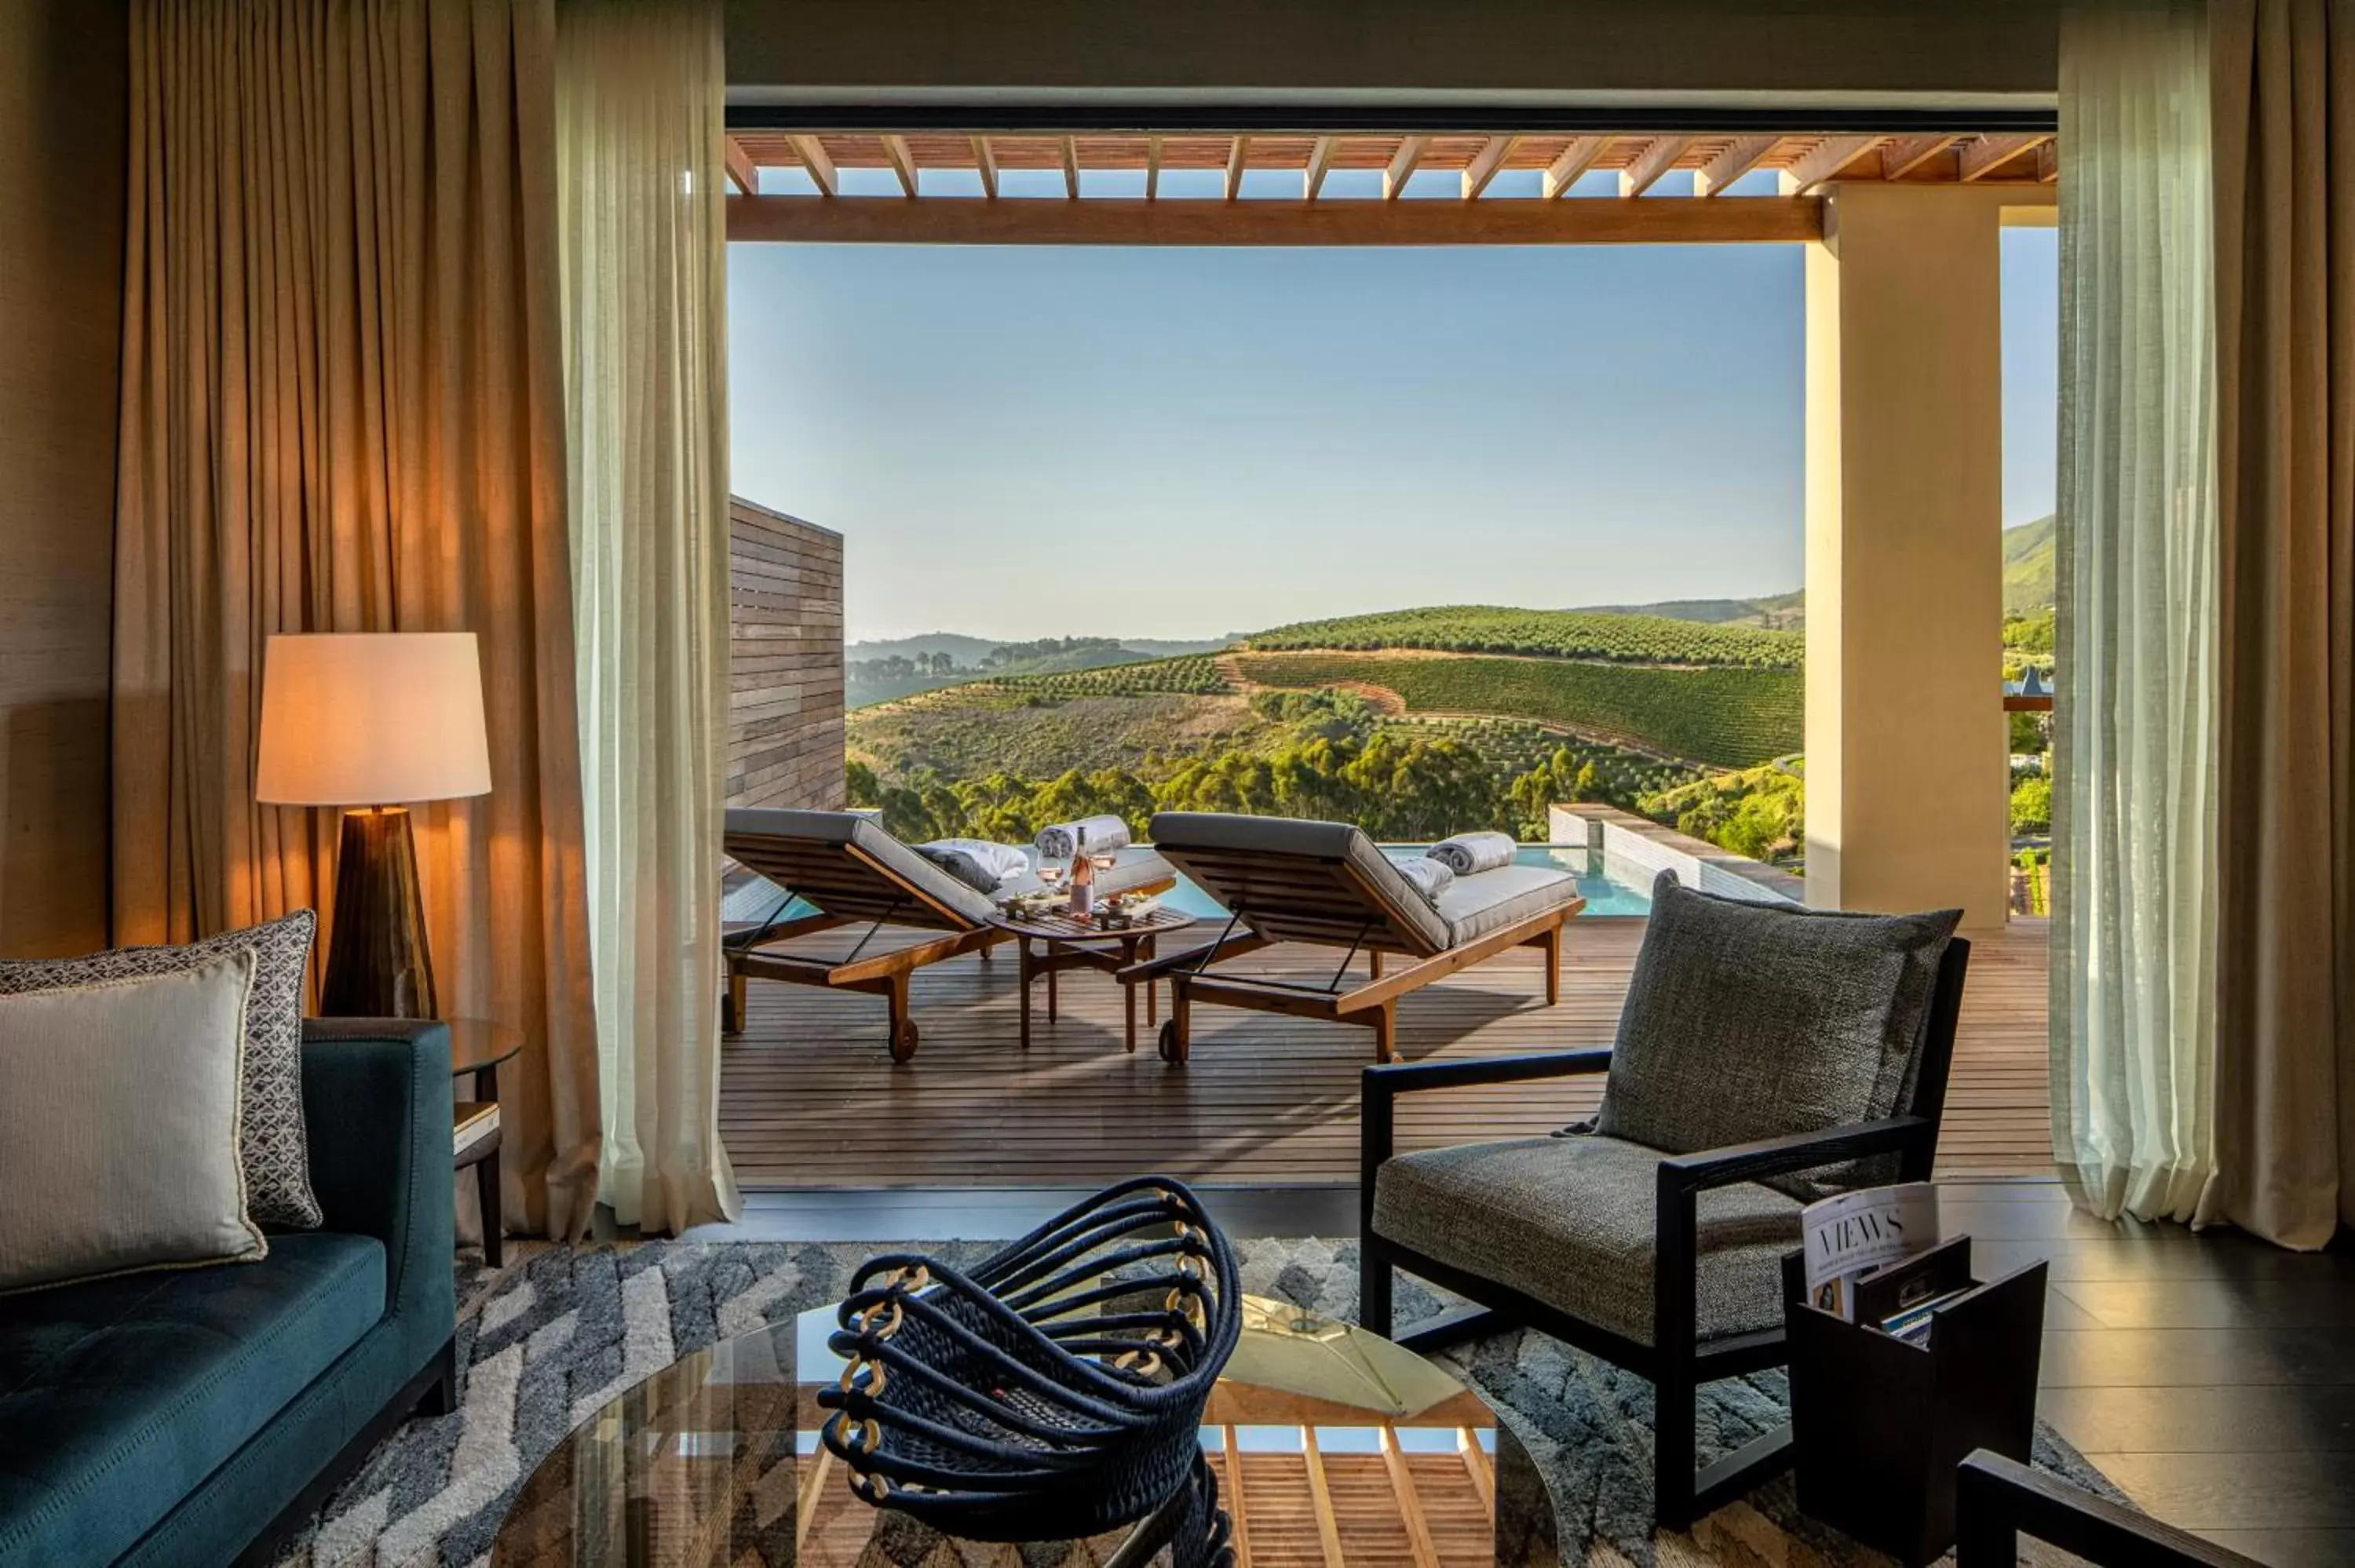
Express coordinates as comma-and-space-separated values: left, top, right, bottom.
854, 1299, 904, 1339
841, 1358, 889, 1398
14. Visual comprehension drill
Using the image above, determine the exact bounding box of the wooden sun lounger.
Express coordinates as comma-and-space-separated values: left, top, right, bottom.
1127, 812, 1585, 1065
721, 808, 1172, 1062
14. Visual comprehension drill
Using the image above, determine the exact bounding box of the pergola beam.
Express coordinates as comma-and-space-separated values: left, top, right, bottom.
1460, 134, 1519, 200
1779, 134, 1885, 192
879, 134, 918, 197
726, 193, 1823, 246
1692, 134, 1779, 197
1542, 135, 1609, 199
970, 134, 999, 199
1225, 135, 1251, 202
1303, 135, 1335, 200
1383, 135, 1427, 201
1879, 133, 1959, 181
787, 134, 838, 198
1619, 134, 1693, 198
723, 137, 759, 196
1959, 132, 2054, 182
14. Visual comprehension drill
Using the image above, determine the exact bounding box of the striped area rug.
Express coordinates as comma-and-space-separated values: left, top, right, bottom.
274, 1238, 2114, 1567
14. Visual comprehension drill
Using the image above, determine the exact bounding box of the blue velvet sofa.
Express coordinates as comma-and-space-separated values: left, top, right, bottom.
0, 1020, 459, 1567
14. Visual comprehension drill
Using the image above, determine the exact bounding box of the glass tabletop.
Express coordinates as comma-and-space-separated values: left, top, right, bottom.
490, 1293, 1554, 1566
445, 1016, 524, 1078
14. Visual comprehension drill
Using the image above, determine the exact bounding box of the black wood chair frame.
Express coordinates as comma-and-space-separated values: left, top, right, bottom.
1357, 936, 1970, 1530
1955, 1450, 2262, 1567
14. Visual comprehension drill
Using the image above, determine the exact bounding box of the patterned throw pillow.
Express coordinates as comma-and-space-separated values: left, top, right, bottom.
0, 910, 323, 1227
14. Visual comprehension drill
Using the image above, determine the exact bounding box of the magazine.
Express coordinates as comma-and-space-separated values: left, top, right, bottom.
1800, 1182, 1941, 1321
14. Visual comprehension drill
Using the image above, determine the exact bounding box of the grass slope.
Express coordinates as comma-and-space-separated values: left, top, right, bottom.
2003, 514, 2056, 614
1236, 651, 1801, 769
1240, 604, 1801, 669
849, 686, 1280, 780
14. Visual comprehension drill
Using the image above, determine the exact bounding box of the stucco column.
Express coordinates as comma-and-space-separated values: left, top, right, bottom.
1804, 182, 2048, 927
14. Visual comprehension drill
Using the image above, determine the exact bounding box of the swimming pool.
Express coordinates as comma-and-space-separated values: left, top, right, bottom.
1154, 842, 1654, 920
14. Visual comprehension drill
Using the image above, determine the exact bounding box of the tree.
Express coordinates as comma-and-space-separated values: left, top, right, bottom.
845, 758, 879, 808
2009, 772, 2053, 835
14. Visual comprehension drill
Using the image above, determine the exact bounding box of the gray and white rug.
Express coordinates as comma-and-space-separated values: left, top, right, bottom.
275, 1238, 2116, 1567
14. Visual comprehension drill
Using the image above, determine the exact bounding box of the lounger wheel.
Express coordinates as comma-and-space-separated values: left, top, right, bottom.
1156, 1019, 1188, 1064
889, 1017, 920, 1063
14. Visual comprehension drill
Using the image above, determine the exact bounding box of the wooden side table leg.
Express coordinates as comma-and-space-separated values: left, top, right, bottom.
1123, 935, 1140, 1052
480, 1148, 504, 1268
1018, 937, 1034, 1050
1047, 954, 1058, 1023
1143, 934, 1159, 1026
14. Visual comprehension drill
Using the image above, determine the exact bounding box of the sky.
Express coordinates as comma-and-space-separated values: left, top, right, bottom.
728, 222, 2057, 645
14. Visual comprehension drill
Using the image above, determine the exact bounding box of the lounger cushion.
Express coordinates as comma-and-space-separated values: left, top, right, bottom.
1145, 812, 1450, 953
1372, 1131, 1802, 1347
1431, 862, 1582, 946
1595, 873, 1961, 1199
723, 809, 1000, 924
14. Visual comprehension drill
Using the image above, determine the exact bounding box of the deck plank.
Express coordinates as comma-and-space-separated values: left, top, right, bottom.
721, 916, 2053, 1187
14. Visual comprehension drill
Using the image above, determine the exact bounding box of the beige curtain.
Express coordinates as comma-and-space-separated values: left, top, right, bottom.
557, 0, 738, 1234
2209, 0, 2355, 1250
114, 0, 604, 1239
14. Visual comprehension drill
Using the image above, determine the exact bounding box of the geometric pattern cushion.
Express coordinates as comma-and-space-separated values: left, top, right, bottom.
0, 909, 323, 1228
1372, 1132, 1804, 1347
1594, 873, 1959, 1199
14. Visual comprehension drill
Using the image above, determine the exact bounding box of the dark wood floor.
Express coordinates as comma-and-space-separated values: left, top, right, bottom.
687, 1179, 2355, 1566
719, 915, 2054, 1187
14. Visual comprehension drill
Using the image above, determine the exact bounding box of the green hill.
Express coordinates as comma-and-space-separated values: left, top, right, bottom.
2003, 514, 2056, 614
1581, 590, 1805, 632
1240, 604, 1801, 670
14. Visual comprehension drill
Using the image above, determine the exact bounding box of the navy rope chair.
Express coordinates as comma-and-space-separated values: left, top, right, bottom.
818, 1177, 1243, 1544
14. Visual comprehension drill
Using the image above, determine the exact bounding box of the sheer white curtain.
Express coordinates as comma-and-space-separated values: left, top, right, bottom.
557, 0, 738, 1233
2050, 0, 2223, 1225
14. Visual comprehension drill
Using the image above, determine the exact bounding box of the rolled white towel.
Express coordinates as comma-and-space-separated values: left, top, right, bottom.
1036, 815, 1132, 860
916, 837, 1030, 891
1390, 855, 1455, 909
1427, 831, 1517, 877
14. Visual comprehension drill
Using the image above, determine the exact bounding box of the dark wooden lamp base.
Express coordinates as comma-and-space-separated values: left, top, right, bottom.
321, 806, 439, 1019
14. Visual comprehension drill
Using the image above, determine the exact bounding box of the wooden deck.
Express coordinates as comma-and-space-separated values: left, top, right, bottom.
720, 916, 2053, 1188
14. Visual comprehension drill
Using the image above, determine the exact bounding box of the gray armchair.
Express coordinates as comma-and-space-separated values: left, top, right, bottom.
1359, 873, 1970, 1530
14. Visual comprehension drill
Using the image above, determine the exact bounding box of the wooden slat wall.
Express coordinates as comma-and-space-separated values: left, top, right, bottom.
728, 498, 845, 811
721, 917, 2054, 1187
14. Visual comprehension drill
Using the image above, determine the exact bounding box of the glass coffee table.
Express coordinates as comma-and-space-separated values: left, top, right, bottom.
491, 1294, 1555, 1566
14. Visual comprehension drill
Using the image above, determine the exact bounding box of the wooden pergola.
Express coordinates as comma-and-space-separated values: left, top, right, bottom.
723, 128, 2057, 245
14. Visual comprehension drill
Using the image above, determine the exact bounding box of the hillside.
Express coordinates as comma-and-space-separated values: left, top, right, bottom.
2003, 514, 2056, 614
1240, 604, 1802, 670
1581, 589, 1806, 631
846, 632, 1230, 664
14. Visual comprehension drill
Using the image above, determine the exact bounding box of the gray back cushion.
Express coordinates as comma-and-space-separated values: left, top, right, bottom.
1595, 873, 1959, 1198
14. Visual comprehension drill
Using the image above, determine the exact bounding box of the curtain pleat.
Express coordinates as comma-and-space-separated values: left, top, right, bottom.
2050, 0, 2225, 1225
557, 0, 738, 1234
113, 0, 604, 1241
2208, 0, 2355, 1251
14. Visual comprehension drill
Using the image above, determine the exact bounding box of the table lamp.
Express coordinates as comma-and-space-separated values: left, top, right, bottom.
255, 633, 492, 1018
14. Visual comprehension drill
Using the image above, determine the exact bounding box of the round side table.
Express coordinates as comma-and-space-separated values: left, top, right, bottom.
984, 906, 1196, 1052
447, 1018, 521, 1268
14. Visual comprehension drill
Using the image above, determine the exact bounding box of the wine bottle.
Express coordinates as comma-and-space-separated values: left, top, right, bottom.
1068, 825, 1095, 918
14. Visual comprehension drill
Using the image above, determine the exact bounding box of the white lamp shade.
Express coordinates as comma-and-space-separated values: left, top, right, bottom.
254, 633, 493, 806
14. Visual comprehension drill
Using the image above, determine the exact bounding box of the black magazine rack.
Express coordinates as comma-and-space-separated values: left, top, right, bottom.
1780, 1237, 2049, 1566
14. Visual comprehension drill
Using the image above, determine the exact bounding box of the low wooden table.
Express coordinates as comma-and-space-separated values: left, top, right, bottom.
985, 906, 1196, 1052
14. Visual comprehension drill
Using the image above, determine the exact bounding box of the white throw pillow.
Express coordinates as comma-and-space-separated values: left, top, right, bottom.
0, 952, 268, 1293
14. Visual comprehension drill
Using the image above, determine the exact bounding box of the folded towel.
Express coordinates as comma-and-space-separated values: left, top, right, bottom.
1390, 855, 1455, 909
1427, 831, 1517, 877
916, 837, 1029, 892
1036, 815, 1132, 860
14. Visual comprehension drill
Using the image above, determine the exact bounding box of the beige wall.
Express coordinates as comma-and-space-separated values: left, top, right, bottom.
728, 500, 845, 811
0, 1, 127, 957
726, 0, 2057, 102
1804, 181, 2050, 927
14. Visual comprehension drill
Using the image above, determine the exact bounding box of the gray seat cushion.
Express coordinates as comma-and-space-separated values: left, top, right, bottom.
1145, 812, 1452, 953
1431, 862, 1583, 945
1594, 873, 1960, 1198
1372, 1132, 1802, 1347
